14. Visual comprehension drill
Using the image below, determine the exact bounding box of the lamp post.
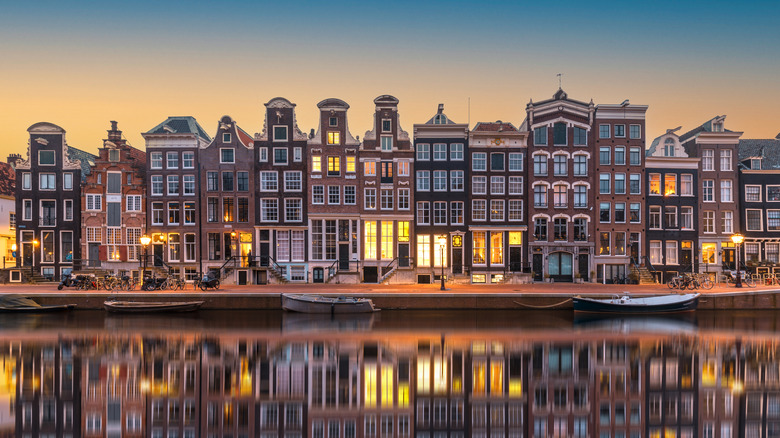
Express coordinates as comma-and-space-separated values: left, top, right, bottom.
438, 236, 447, 291
731, 233, 744, 288
31, 239, 38, 280
140, 235, 151, 281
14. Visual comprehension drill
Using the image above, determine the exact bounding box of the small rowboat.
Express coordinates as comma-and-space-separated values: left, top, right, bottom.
281, 294, 378, 314
104, 300, 204, 313
572, 293, 700, 314
0, 295, 75, 312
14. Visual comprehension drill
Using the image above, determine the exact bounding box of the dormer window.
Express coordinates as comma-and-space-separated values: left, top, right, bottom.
223, 133, 231, 143
273, 126, 288, 142
382, 119, 391, 132
327, 132, 340, 145
713, 122, 723, 132
664, 138, 675, 157
751, 158, 762, 170
109, 149, 120, 162
329, 117, 338, 127
434, 114, 447, 124
39, 150, 55, 166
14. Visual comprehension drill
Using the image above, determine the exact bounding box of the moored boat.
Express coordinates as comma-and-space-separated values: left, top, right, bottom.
0, 295, 76, 312
103, 300, 204, 313
572, 293, 700, 314
281, 293, 378, 314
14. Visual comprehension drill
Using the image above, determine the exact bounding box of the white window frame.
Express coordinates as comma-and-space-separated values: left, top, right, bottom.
220, 148, 235, 164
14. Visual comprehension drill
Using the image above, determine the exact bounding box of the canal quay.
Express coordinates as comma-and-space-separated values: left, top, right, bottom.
3, 282, 780, 311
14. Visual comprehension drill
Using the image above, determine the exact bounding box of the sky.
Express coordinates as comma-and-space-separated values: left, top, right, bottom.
1, 0, 778, 157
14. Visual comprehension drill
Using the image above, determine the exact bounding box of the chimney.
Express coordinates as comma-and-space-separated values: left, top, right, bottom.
309, 128, 315, 139
108, 121, 122, 141
6, 153, 22, 168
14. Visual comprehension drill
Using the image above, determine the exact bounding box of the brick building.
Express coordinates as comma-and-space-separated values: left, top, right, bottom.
738, 134, 780, 267
81, 121, 146, 277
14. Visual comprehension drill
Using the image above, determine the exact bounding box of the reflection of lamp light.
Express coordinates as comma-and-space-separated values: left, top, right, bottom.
732, 233, 744, 288
438, 236, 447, 291
140, 235, 151, 279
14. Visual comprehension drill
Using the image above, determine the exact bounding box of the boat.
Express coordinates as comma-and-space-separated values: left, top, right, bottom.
281, 293, 378, 314
0, 295, 76, 312
572, 293, 700, 314
103, 300, 205, 313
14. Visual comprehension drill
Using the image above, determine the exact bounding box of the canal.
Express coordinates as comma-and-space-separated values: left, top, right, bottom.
2, 309, 779, 437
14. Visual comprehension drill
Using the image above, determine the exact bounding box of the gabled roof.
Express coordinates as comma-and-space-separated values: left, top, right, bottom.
236, 125, 253, 148
529, 88, 590, 108
423, 104, 457, 125
67, 146, 97, 181
472, 121, 520, 133
678, 115, 734, 143
739, 138, 780, 170
0, 162, 15, 197
145, 116, 212, 142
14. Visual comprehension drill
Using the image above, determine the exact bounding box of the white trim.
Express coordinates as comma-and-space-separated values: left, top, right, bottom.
552, 213, 571, 220
531, 213, 551, 221
531, 150, 551, 158
531, 181, 551, 188
572, 181, 591, 189
552, 181, 571, 188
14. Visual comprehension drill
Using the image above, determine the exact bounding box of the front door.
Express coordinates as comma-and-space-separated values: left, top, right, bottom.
630, 239, 639, 264
22, 243, 32, 267
238, 270, 248, 285
398, 244, 409, 268
549, 252, 573, 282
578, 255, 589, 281
452, 248, 462, 274
509, 247, 523, 272
339, 244, 350, 270
532, 253, 543, 282
89, 243, 100, 267
313, 267, 324, 283
722, 248, 735, 270
260, 242, 270, 267
153, 244, 163, 267
363, 267, 378, 283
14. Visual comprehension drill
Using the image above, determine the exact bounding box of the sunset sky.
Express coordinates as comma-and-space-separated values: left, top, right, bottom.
1, 1, 778, 158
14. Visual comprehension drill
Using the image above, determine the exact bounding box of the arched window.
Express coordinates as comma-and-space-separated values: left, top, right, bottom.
664, 138, 675, 157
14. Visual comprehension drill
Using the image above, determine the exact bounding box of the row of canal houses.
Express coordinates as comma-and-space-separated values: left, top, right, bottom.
13, 89, 780, 284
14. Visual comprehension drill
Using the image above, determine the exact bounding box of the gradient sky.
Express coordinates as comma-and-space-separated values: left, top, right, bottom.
1, 0, 778, 158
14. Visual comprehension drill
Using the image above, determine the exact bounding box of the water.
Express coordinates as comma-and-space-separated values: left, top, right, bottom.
2, 309, 779, 437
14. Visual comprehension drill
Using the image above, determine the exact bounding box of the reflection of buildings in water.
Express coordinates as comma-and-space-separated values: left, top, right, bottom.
5, 332, 780, 437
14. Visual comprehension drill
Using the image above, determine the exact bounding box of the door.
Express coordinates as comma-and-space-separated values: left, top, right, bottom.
256, 270, 267, 285
89, 243, 100, 267
509, 247, 523, 272
578, 255, 589, 281
452, 248, 462, 275
260, 242, 270, 267
313, 267, 324, 283
630, 240, 639, 264
153, 244, 163, 267
681, 247, 692, 269
339, 244, 350, 270
363, 266, 378, 283
398, 244, 410, 268
722, 248, 735, 270
238, 270, 248, 285
22, 243, 32, 267
532, 253, 543, 282
548, 252, 573, 282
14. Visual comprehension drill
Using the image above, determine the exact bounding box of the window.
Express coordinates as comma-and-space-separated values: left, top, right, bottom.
450, 170, 464, 191
416, 144, 430, 160
312, 185, 324, 204
600, 202, 610, 222
166, 151, 178, 169
311, 155, 322, 173
615, 173, 626, 194
745, 185, 761, 202
574, 185, 587, 208
629, 174, 641, 194
666, 241, 678, 265
152, 202, 163, 225
364, 161, 376, 177
649, 241, 662, 265
381, 136, 393, 152
39, 150, 55, 165
273, 126, 288, 141
182, 151, 194, 168
600, 174, 610, 194
703, 210, 715, 233
533, 155, 548, 176
721, 149, 732, 171
721, 180, 733, 202
554, 218, 567, 241
184, 202, 195, 225
416, 171, 430, 191
22, 173, 31, 190
630, 147, 641, 165
472, 152, 486, 171
346, 156, 356, 173
768, 210, 780, 231
614, 146, 625, 165
574, 127, 587, 145
664, 206, 677, 229
722, 210, 734, 234
150, 152, 163, 169
416, 202, 430, 224
86, 194, 102, 211
236, 171, 248, 191
327, 156, 340, 176
553, 155, 567, 176
472, 176, 486, 194
398, 189, 410, 210
345, 186, 356, 205
703, 180, 714, 202
472, 200, 486, 221
285, 199, 302, 222
381, 119, 392, 132
260, 172, 277, 191
473, 231, 486, 264
615, 203, 625, 222
681, 207, 693, 229
222, 172, 234, 191
769, 186, 780, 201
509, 200, 523, 221
614, 124, 625, 138
434, 201, 447, 224
508, 176, 523, 195
168, 202, 180, 225
285, 172, 302, 191
663, 138, 675, 157
599, 147, 610, 165
259, 147, 268, 162
237, 198, 248, 222
490, 200, 504, 221
573, 155, 587, 176
365, 188, 376, 209
534, 126, 547, 145
649, 206, 661, 229
381, 189, 393, 210
63, 173, 73, 190
64, 199, 73, 221
629, 124, 641, 139
599, 124, 610, 139
553, 184, 567, 208
433, 170, 447, 191
630, 203, 640, 223
127, 195, 142, 212
183, 175, 195, 195
533, 185, 547, 208
220, 148, 235, 164
450, 143, 464, 160
327, 131, 340, 145
702, 149, 714, 171
40, 173, 55, 190
648, 173, 660, 195
274, 148, 288, 165
167, 175, 179, 195
261, 199, 278, 222
600, 232, 611, 255
433, 143, 446, 160
491, 153, 505, 171
491, 176, 504, 195
328, 186, 340, 205
451, 201, 464, 224
206, 172, 218, 191
553, 122, 567, 145
534, 218, 548, 241
505, 152, 523, 172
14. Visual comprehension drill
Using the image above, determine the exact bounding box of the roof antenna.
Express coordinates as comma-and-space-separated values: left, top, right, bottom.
557, 73, 563, 90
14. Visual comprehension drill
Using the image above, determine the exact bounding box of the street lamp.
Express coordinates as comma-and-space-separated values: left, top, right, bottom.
438, 236, 447, 291
140, 235, 151, 280
31, 239, 39, 280
731, 233, 744, 288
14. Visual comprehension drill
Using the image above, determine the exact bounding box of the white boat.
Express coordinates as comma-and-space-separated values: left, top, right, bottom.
281, 294, 378, 314
572, 293, 700, 314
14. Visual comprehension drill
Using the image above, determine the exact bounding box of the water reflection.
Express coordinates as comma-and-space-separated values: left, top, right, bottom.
2, 310, 780, 438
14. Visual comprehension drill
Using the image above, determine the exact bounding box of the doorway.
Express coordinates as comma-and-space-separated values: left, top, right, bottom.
339, 244, 350, 270
578, 254, 589, 281
238, 270, 248, 285
259, 242, 270, 267
398, 244, 410, 268
630, 233, 640, 264
313, 267, 324, 283
532, 253, 543, 282
89, 243, 100, 267
452, 248, 462, 274
153, 244, 163, 267
722, 248, 735, 270
363, 266, 378, 283
509, 247, 523, 272
548, 252, 573, 282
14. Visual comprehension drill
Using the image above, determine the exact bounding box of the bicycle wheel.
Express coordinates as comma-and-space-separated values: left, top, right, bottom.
668, 278, 677, 289
746, 277, 756, 288
214, 280, 220, 290
701, 278, 714, 290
